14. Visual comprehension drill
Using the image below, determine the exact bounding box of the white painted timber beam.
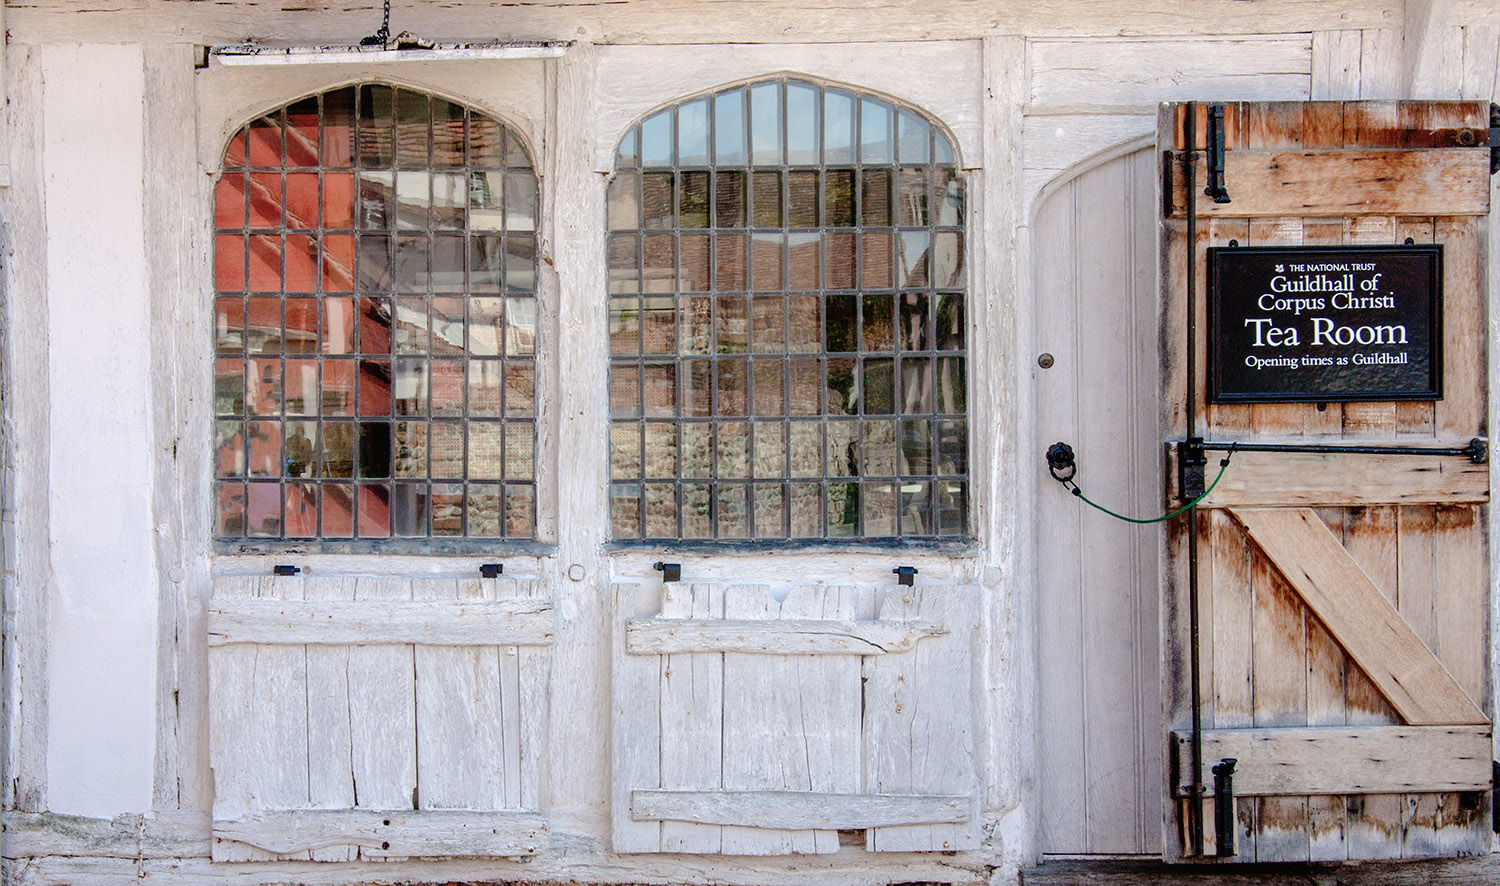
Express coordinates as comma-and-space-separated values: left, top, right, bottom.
206, 599, 555, 646
624, 617, 945, 655
630, 790, 970, 829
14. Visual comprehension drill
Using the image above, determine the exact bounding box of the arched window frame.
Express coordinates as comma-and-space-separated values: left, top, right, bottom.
209, 82, 546, 552
605, 76, 970, 546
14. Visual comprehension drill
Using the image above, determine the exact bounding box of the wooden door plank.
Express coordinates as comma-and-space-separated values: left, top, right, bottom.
1172, 725, 1492, 795
207, 597, 555, 646
1166, 149, 1490, 218
866, 587, 980, 852
612, 582, 663, 853
209, 575, 311, 862
631, 790, 968, 829
302, 575, 357, 862
1210, 512, 1252, 730
1393, 218, 1438, 437
625, 616, 943, 655
492, 577, 525, 812
413, 579, 507, 811
1434, 217, 1484, 438
1250, 518, 1309, 862
658, 583, 724, 853
1230, 507, 1487, 726
213, 810, 546, 858
348, 576, 416, 862
1186, 449, 1489, 508
720, 585, 798, 855
515, 578, 549, 812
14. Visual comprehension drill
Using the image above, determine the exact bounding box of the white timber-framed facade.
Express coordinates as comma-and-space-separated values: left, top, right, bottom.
3, 2, 1500, 884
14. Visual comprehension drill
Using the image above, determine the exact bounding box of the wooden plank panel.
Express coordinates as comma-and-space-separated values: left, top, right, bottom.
1166, 149, 1490, 218
1250, 515, 1309, 861
1187, 449, 1489, 508
514, 579, 549, 812
720, 585, 797, 855
1172, 726, 1492, 795
1433, 505, 1487, 708
492, 578, 525, 811
302, 575, 356, 862
1028, 37, 1311, 110
658, 583, 724, 853
790, 585, 863, 854
611, 583, 662, 853
1394, 218, 1437, 437
866, 587, 980, 852
1434, 217, 1485, 438
626, 616, 943, 655
213, 810, 546, 858
209, 575, 311, 863
631, 791, 968, 829
1210, 512, 1252, 731
1231, 507, 1487, 726
413, 579, 506, 811
207, 598, 555, 646
347, 576, 416, 861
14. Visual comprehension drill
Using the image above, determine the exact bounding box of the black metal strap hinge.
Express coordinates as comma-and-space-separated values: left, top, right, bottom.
1490, 103, 1499, 175
1203, 104, 1231, 203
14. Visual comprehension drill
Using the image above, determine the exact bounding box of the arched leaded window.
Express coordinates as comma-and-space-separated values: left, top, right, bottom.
213, 85, 538, 544
607, 78, 967, 542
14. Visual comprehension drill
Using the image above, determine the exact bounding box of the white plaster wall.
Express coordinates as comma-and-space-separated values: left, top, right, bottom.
41, 43, 158, 816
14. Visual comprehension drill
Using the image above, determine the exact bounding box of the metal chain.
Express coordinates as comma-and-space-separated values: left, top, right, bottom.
360, 0, 392, 46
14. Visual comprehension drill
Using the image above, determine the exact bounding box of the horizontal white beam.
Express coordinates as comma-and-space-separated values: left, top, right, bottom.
631, 790, 969, 829
625, 618, 944, 656
210, 41, 570, 66
213, 810, 547, 858
207, 599, 554, 647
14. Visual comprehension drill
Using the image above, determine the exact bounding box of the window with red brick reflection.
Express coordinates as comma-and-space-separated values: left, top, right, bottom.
215, 86, 538, 544
607, 79, 968, 542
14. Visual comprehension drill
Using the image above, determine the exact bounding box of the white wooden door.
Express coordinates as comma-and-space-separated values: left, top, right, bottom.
1034, 144, 1165, 855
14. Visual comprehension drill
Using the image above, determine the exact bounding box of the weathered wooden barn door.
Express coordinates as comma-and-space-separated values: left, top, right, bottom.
207, 574, 553, 861
1162, 101, 1493, 862
1034, 143, 1164, 855
611, 582, 980, 854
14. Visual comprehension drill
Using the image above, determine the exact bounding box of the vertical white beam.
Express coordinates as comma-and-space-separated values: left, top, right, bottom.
545, 42, 613, 827
41, 44, 158, 816
978, 34, 1034, 876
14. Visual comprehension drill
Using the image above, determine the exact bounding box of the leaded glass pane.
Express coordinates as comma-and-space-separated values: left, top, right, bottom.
214, 86, 538, 544
607, 78, 967, 541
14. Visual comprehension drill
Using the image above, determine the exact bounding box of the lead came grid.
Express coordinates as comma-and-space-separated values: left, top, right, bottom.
607, 79, 969, 541
213, 86, 539, 542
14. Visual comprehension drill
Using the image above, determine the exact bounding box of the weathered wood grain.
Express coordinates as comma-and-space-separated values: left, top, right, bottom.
1167, 149, 1490, 218
610, 582, 663, 853
658, 583, 725, 853
1176, 449, 1490, 507
347, 576, 417, 861
1230, 507, 1487, 726
207, 598, 555, 646
301, 575, 357, 862
626, 616, 944, 656
213, 810, 547, 858
1172, 726, 1492, 795
631, 790, 969, 829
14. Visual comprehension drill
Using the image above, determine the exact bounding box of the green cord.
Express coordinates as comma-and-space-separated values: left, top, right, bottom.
1067, 455, 1232, 524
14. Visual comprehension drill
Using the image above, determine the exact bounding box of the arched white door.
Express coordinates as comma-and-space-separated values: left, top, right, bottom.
1033, 143, 1162, 855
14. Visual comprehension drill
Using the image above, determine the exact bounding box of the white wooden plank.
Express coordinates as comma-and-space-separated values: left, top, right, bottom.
1033, 176, 1088, 855
625, 616, 943, 655
611, 582, 662, 854
1172, 726, 1493, 796
206, 598, 555, 646
413, 579, 506, 811
1459, 24, 1500, 100
720, 585, 797, 855
213, 810, 546, 858
1312, 30, 1364, 99
347, 576, 416, 862
631, 790, 969, 829
866, 586, 980, 851
1029, 36, 1311, 110
301, 575, 356, 862
492, 578, 524, 811
209, 576, 310, 862
513, 578, 549, 812
659, 583, 724, 853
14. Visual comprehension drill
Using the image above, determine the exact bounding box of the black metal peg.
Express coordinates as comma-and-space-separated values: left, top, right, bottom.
892, 566, 918, 586
654, 562, 681, 582
479, 563, 503, 578
273, 564, 300, 576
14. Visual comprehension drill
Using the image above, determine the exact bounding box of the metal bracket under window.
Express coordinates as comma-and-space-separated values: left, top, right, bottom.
654, 562, 682, 583
479, 563, 503, 578
273, 564, 301, 576
1490, 103, 1500, 175
892, 566, 918, 586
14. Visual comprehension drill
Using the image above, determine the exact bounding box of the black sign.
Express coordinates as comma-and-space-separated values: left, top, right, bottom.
1208, 245, 1442, 403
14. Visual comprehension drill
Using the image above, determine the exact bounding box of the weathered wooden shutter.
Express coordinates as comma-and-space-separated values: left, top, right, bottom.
1162, 101, 1492, 861
208, 575, 552, 861
612, 582, 980, 854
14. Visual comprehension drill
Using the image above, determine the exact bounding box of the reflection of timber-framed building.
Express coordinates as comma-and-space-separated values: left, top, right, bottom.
4, 3, 1500, 885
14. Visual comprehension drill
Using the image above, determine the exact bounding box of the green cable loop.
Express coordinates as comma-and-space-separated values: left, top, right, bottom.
1067, 455, 1232, 525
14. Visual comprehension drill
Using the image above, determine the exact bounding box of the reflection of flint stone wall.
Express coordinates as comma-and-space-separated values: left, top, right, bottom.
432, 487, 463, 534
394, 423, 427, 478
